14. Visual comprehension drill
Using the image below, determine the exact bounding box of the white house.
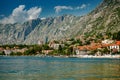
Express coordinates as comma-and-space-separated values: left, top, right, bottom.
109, 44, 120, 53
75, 49, 89, 55
102, 39, 114, 44
4, 50, 12, 55
75, 46, 90, 55
110, 45, 119, 50
49, 43, 64, 50
38, 40, 44, 45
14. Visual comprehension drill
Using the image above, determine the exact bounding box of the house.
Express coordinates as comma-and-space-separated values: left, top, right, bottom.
38, 40, 44, 45
12, 48, 28, 53
42, 50, 53, 55
75, 49, 89, 55
75, 40, 120, 55
75, 46, 91, 55
116, 41, 120, 45
4, 50, 12, 55
109, 41, 120, 53
102, 39, 114, 44
0, 47, 4, 51
101, 40, 120, 53
0, 47, 4, 54
49, 42, 64, 50
75, 43, 103, 55
109, 44, 119, 50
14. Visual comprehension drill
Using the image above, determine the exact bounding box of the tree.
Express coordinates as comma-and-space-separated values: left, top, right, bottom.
67, 47, 73, 55
106, 32, 112, 39
0, 51, 5, 55
10, 52, 22, 56
101, 47, 110, 55
117, 31, 120, 40
112, 32, 117, 40
24, 48, 36, 55
112, 31, 120, 40
33, 45, 42, 53
58, 45, 63, 53
89, 49, 98, 55
42, 44, 50, 50
71, 39, 82, 46
84, 40, 90, 45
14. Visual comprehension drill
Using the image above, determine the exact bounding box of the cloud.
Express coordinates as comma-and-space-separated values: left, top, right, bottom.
0, 15, 5, 17
40, 17, 46, 20
54, 6, 73, 13
0, 5, 42, 24
54, 4, 89, 13
76, 4, 87, 10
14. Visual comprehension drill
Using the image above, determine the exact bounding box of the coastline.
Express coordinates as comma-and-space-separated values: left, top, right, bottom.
1, 54, 120, 59
69, 55, 120, 58
37, 54, 120, 59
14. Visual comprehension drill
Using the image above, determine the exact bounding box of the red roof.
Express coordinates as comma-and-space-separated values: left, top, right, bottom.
77, 42, 120, 51
116, 41, 120, 45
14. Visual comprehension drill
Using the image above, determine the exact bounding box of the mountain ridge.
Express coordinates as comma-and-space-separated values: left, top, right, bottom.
0, 0, 120, 44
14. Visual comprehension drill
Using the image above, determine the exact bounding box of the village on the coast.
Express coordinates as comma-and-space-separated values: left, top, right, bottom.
0, 34, 120, 58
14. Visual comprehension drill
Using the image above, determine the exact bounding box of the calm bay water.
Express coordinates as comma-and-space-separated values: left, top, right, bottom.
0, 56, 120, 80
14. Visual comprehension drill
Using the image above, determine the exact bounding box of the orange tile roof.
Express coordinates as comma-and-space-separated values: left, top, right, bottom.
77, 42, 120, 51
0, 47, 4, 51
116, 41, 120, 45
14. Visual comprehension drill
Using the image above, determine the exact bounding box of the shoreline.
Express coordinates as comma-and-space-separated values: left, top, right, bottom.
69, 55, 120, 58
1, 54, 120, 59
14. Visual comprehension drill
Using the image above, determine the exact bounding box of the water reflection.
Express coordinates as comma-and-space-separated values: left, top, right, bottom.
0, 56, 120, 80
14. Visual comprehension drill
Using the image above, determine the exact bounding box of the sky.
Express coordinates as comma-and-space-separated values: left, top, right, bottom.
0, 0, 102, 24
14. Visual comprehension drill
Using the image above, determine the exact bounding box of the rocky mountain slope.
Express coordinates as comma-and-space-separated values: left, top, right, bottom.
83, 0, 120, 37
0, 0, 120, 44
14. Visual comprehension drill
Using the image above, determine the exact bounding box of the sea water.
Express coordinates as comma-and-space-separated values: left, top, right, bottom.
0, 56, 120, 80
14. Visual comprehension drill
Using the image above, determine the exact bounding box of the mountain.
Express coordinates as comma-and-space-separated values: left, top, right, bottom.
82, 0, 120, 37
0, 0, 120, 44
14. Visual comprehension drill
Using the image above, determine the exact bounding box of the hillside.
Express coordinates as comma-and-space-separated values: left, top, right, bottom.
82, 0, 120, 37
0, 0, 120, 44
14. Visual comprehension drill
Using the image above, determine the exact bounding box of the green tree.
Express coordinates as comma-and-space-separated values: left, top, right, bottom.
0, 51, 5, 55
112, 32, 117, 40
102, 47, 110, 55
89, 50, 97, 55
24, 49, 36, 55
42, 44, 50, 50
106, 32, 112, 39
58, 45, 63, 53
66, 47, 73, 55
112, 31, 120, 40
10, 52, 22, 56
117, 31, 120, 40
